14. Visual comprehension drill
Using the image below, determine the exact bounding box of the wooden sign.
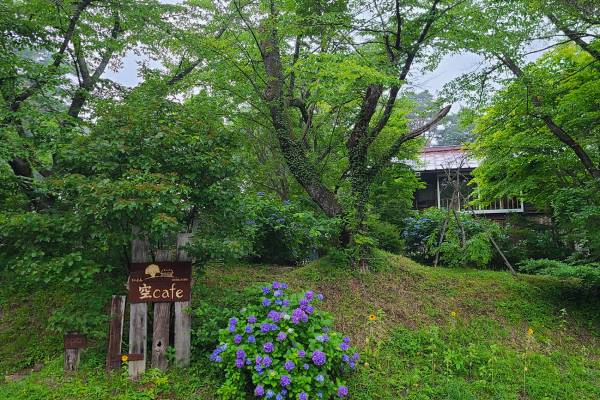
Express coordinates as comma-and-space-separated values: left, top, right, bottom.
64, 332, 87, 349
128, 261, 191, 303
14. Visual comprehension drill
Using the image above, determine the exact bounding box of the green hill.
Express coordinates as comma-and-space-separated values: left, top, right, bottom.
1, 254, 599, 399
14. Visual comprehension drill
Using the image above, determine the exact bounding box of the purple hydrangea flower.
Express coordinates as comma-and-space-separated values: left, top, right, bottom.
277, 331, 287, 341
316, 334, 329, 343
228, 325, 236, 333
299, 299, 309, 307
316, 374, 324, 383
262, 298, 271, 307
235, 358, 244, 368
340, 342, 349, 351
248, 335, 256, 343
312, 350, 326, 366
262, 356, 272, 367
248, 315, 257, 324
255, 385, 265, 397
299, 393, 308, 400
275, 299, 283, 305
298, 349, 306, 358
280, 375, 291, 387
234, 334, 242, 344
305, 291, 314, 301
281, 282, 288, 289
245, 325, 253, 334
303, 363, 310, 370
283, 299, 289, 307
305, 305, 314, 314
284, 360, 295, 371
236, 349, 246, 359
274, 289, 283, 297
261, 323, 272, 333
337, 386, 349, 397
262, 287, 271, 295
267, 310, 281, 322
263, 342, 274, 353
343, 337, 350, 344
352, 352, 360, 361
229, 317, 238, 326
272, 281, 281, 289
317, 293, 324, 301
291, 308, 307, 324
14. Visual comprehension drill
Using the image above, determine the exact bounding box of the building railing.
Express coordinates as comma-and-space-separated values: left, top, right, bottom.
439, 196, 524, 214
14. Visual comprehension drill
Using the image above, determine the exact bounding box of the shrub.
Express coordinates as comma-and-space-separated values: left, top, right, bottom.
366, 215, 404, 254
518, 259, 600, 287
209, 281, 358, 399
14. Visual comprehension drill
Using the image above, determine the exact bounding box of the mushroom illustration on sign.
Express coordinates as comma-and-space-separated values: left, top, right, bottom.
145, 263, 161, 278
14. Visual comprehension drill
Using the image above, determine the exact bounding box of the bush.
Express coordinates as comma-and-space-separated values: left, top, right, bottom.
518, 259, 600, 287
243, 193, 340, 264
209, 281, 359, 399
402, 208, 499, 268
366, 216, 404, 254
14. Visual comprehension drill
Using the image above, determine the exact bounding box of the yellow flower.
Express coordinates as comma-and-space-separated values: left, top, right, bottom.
527, 327, 534, 336
524, 366, 528, 372
121, 355, 129, 363
368, 314, 377, 321
450, 310, 457, 318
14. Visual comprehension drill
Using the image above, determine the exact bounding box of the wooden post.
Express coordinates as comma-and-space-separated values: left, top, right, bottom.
106, 295, 126, 371
174, 233, 192, 367
64, 348, 80, 372
151, 303, 171, 370
129, 237, 149, 379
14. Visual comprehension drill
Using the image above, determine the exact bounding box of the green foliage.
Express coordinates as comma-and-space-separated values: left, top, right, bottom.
402, 208, 499, 268
210, 283, 358, 399
518, 259, 600, 288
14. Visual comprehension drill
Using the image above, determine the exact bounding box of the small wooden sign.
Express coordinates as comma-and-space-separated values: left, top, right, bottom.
64, 332, 87, 349
128, 261, 192, 303
125, 353, 145, 362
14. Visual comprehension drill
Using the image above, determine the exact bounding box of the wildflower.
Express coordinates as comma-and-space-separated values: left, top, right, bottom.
337, 386, 349, 398
284, 360, 295, 371
121, 355, 128, 363
248, 335, 256, 343
312, 350, 326, 366
450, 310, 457, 318
280, 375, 291, 387
255, 385, 265, 397
527, 327, 534, 336
234, 334, 242, 344
368, 314, 377, 321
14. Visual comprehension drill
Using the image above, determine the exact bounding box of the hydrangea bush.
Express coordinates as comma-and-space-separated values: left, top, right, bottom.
210, 281, 358, 399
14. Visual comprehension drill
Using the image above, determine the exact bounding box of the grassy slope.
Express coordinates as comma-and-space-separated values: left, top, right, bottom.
1, 254, 599, 399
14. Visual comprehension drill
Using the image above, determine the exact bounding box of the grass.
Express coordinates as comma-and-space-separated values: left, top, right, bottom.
1, 253, 599, 399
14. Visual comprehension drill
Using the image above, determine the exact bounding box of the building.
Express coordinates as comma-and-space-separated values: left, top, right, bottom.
411, 146, 526, 218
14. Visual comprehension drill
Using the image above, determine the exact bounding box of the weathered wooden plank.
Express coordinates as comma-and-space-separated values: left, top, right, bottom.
151, 302, 171, 371
128, 302, 147, 379
106, 295, 126, 371
64, 348, 80, 372
175, 233, 192, 367
174, 301, 191, 367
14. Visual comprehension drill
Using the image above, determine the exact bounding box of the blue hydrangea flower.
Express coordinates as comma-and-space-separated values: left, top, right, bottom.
342, 354, 350, 363
316, 334, 328, 343
337, 386, 349, 397
312, 350, 326, 366
340, 342, 349, 351
255, 385, 265, 397
305, 290, 314, 301
305, 305, 314, 314
316, 374, 324, 383
234, 334, 242, 344
272, 281, 281, 289
246, 358, 252, 365
299, 298, 309, 307
303, 363, 310, 370
248, 315, 257, 324
257, 192, 265, 196
267, 310, 281, 322
317, 293, 324, 301
276, 394, 283, 400
248, 335, 256, 343
280, 375, 291, 387
275, 299, 283, 305
262, 298, 271, 307
260, 323, 272, 333
262, 356, 272, 367
352, 352, 360, 361
245, 325, 253, 333
277, 331, 287, 341
349, 361, 356, 369
235, 358, 244, 368
281, 282, 288, 289
283, 299, 289, 307
343, 337, 350, 344
291, 308, 307, 324
263, 342, 274, 353
298, 349, 306, 358
284, 360, 295, 371
266, 389, 274, 398
262, 287, 271, 295
229, 317, 238, 326
299, 393, 308, 400
317, 393, 323, 398
236, 349, 246, 359
274, 289, 283, 297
